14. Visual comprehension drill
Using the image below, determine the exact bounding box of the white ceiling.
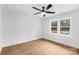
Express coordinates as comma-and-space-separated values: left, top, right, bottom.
2, 4, 79, 18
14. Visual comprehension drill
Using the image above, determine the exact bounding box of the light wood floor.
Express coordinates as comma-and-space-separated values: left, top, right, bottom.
1, 38, 79, 55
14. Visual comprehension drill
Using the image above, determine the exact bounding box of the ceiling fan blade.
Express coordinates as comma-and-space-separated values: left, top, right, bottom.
32, 7, 42, 11
46, 4, 52, 10
34, 12, 42, 15
45, 11, 55, 14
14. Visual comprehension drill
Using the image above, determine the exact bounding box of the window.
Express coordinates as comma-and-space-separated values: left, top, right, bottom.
50, 18, 70, 35
60, 19, 70, 35
51, 21, 57, 33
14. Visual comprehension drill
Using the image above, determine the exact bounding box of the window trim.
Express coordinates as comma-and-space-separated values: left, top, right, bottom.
49, 17, 72, 37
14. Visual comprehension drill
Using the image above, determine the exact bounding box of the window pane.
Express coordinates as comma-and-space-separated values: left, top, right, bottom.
60, 19, 70, 35
51, 21, 57, 33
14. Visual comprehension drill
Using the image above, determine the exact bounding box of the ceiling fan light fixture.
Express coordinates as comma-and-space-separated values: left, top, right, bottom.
40, 12, 46, 17
41, 12, 45, 15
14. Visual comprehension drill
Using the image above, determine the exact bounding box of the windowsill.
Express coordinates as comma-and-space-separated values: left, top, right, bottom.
49, 32, 71, 37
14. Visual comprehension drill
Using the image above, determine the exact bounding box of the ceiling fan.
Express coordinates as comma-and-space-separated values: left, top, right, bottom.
32, 4, 55, 17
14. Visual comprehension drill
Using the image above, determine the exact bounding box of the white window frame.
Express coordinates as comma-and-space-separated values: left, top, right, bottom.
49, 17, 72, 37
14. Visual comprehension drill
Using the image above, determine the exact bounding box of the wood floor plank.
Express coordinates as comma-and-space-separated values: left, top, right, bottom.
1, 38, 79, 55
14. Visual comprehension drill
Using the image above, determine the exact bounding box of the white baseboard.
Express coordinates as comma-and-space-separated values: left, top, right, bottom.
0, 37, 42, 54
2, 37, 42, 48
43, 36, 79, 49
